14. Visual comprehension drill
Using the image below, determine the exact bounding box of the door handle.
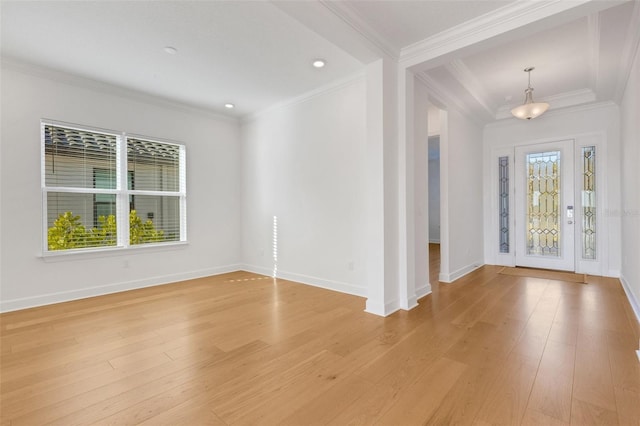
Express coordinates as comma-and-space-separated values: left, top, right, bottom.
568, 220, 574, 224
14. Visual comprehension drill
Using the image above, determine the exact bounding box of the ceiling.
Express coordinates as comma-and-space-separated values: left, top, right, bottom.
2, 1, 639, 122
0, 1, 363, 117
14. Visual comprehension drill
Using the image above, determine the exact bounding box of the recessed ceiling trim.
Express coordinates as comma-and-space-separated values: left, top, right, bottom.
415, 73, 484, 127
445, 59, 497, 117
318, 0, 399, 60
490, 100, 617, 125
587, 13, 600, 96
495, 88, 596, 119
613, 0, 640, 102
399, 0, 609, 69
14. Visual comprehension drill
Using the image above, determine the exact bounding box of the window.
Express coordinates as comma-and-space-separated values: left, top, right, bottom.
581, 146, 596, 260
498, 156, 509, 254
42, 121, 186, 253
92, 169, 134, 228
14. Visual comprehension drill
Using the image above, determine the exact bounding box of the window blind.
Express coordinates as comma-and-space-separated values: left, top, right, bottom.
44, 125, 117, 189
42, 122, 186, 252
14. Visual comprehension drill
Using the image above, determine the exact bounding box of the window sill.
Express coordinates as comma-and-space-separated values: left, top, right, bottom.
40, 241, 189, 262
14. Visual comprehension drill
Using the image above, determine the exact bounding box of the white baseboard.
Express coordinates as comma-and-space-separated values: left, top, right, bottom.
365, 298, 400, 317
239, 264, 273, 278
439, 261, 483, 283
241, 264, 367, 298
619, 274, 640, 364
415, 283, 432, 300
400, 296, 419, 311
620, 274, 640, 325
608, 269, 621, 278
428, 239, 441, 244
0, 264, 243, 313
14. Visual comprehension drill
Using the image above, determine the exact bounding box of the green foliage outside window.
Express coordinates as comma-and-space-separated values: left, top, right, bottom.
129, 210, 165, 244
47, 210, 164, 250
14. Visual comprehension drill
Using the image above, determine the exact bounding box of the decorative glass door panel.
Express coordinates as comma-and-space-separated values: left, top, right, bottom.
526, 151, 560, 257
515, 140, 575, 271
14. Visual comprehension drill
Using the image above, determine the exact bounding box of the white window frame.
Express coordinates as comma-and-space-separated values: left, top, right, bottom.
41, 119, 187, 256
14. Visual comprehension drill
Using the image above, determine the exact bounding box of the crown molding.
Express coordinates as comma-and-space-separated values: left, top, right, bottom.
445, 58, 497, 117
318, 0, 399, 61
495, 88, 597, 120
399, 0, 598, 69
243, 70, 365, 124
0, 56, 239, 124
614, 0, 640, 102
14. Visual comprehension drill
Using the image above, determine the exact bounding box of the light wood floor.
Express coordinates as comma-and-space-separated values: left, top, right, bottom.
1, 252, 639, 425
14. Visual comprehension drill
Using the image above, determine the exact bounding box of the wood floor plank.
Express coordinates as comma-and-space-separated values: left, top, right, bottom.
126, 329, 345, 425
279, 374, 375, 426
374, 356, 468, 424
608, 345, 640, 394
613, 386, 640, 425
5, 339, 267, 424
325, 381, 398, 426
0, 360, 115, 418
521, 408, 571, 426
362, 324, 465, 394
424, 361, 502, 425
472, 353, 539, 425
522, 337, 576, 424
570, 398, 619, 425
1, 262, 638, 426
136, 399, 227, 426
573, 327, 618, 411
214, 349, 346, 424
526, 371, 574, 423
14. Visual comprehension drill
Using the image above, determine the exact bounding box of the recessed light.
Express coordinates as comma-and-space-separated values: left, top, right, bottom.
224, 103, 235, 109
312, 59, 326, 68
164, 46, 177, 55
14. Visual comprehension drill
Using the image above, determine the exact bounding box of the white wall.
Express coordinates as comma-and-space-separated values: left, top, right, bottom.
0, 65, 242, 311
413, 79, 431, 298
427, 106, 441, 136
440, 109, 484, 281
620, 42, 640, 322
483, 103, 621, 277
240, 77, 367, 296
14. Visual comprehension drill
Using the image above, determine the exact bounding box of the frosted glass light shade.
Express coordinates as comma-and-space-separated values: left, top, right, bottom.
511, 102, 550, 120
511, 87, 549, 120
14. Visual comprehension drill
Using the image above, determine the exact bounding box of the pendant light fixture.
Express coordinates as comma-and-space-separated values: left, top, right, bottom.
511, 67, 549, 120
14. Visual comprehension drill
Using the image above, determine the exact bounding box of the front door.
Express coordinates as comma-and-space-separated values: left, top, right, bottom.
515, 140, 575, 271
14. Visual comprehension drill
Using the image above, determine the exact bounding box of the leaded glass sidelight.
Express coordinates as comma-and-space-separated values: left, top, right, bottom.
526, 151, 561, 257
582, 146, 596, 259
499, 156, 509, 253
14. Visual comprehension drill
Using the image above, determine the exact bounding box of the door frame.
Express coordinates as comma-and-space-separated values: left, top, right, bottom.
514, 140, 575, 271
486, 133, 607, 276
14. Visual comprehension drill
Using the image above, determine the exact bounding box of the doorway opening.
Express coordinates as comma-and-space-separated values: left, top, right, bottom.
428, 135, 441, 283
426, 104, 444, 284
